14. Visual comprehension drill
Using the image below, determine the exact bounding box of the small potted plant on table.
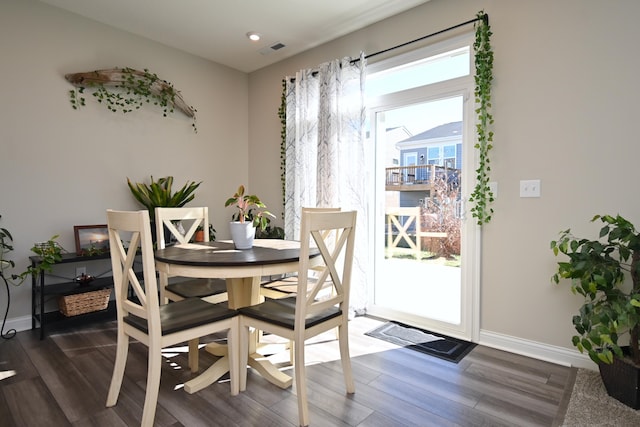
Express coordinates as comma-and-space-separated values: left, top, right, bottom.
224, 185, 274, 249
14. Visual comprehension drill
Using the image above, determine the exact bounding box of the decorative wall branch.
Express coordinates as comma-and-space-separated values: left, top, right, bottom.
65, 67, 197, 132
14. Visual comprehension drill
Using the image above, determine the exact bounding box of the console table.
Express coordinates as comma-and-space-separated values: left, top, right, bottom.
30, 252, 122, 340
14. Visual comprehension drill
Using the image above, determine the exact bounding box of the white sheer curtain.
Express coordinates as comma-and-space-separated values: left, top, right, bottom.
284, 53, 368, 315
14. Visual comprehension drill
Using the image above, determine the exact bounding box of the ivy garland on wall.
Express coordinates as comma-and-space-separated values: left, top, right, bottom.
469, 11, 495, 225
278, 11, 494, 224
65, 67, 198, 133
278, 80, 287, 220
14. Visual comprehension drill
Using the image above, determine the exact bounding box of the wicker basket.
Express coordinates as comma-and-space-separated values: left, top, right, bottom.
58, 288, 112, 317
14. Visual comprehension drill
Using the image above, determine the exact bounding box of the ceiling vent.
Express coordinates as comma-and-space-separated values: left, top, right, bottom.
259, 42, 287, 56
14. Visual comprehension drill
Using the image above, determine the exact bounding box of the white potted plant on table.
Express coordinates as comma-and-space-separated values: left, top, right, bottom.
224, 185, 274, 249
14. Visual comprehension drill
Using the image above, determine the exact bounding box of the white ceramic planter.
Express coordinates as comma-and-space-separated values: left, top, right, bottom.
229, 221, 256, 249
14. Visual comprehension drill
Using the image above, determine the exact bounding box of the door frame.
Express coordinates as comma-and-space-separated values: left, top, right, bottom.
365, 35, 480, 342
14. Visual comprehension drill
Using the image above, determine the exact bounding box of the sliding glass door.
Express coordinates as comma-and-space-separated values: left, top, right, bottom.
366, 35, 478, 340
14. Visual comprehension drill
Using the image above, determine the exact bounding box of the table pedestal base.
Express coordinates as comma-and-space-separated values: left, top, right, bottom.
184, 356, 229, 394
184, 343, 293, 393
248, 353, 293, 388
155, 251, 307, 394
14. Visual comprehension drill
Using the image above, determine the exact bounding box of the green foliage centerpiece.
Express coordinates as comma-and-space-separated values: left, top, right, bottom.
225, 185, 275, 249
224, 185, 275, 231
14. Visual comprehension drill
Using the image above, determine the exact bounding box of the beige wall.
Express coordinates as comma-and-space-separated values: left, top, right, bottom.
4, 0, 640, 365
0, 0, 248, 319
248, 0, 640, 362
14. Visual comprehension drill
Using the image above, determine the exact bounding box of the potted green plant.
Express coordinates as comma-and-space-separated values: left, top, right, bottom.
194, 226, 205, 243
256, 221, 285, 240
127, 175, 201, 243
224, 185, 275, 249
0, 216, 17, 276
1, 215, 65, 338
550, 214, 640, 409
193, 224, 217, 243
1, 220, 64, 286
242, 209, 284, 239
27, 238, 65, 281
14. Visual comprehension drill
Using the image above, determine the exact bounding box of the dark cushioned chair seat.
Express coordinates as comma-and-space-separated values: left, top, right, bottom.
166, 278, 227, 299
124, 297, 237, 336
238, 296, 340, 330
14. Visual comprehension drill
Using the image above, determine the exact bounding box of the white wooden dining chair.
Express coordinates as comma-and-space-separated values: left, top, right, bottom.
239, 209, 357, 427
155, 207, 229, 371
259, 207, 341, 362
260, 207, 341, 300
105, 209, 239, 427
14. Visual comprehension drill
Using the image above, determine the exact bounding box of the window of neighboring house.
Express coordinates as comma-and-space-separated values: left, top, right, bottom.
426, 144, 457, 166
427, 146, 440, 164
443, 145, 456, 168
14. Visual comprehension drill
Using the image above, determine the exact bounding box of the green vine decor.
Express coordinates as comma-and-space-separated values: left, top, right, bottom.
65, 67, 198, 133
468, 11, 495, 225
278, 80, 287, 219
0, 220, 65, 287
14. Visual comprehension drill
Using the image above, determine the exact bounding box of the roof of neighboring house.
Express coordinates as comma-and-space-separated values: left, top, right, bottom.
400, 121, 462, 142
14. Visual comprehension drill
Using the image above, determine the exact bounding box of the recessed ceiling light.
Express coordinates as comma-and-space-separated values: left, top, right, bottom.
246, 32, 261, 41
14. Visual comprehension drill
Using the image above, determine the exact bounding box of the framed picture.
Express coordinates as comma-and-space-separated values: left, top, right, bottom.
74, 224, 109, 255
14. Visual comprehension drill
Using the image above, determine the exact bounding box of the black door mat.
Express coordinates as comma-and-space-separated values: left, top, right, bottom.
365, 321, 476, 363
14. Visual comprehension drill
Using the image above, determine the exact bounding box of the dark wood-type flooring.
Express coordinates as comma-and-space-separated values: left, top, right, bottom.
0, 316, 575, 426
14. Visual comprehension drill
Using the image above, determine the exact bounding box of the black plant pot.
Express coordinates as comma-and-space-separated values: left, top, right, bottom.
150, 221, 173, 247
598, 346, 640, 409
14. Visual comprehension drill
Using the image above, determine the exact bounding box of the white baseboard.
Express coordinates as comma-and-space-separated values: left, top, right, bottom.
0, 314, 600, 373
479, 329, 597, 371
1, 315, 32, 336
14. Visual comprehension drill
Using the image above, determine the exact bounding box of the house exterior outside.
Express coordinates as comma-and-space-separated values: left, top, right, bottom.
387, 121, 462, 207
381, 125, 413, 208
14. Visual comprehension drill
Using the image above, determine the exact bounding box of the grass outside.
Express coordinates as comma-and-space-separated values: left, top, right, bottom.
385, 247, 460, 267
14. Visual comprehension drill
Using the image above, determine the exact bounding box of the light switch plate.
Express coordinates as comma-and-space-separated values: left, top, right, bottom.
520, 180, 541, 198
488, 181, 498, 198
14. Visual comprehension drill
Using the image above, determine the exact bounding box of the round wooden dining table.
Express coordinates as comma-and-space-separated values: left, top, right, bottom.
155, 239, 319, 393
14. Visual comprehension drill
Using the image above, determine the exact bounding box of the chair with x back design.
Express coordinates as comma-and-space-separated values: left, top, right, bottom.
105, 209, 239, 427
239, 209, 357, 427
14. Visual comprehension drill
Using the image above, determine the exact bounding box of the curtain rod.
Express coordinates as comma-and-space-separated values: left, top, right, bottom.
287, 14, 488, 82
351, 13, 488, 64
